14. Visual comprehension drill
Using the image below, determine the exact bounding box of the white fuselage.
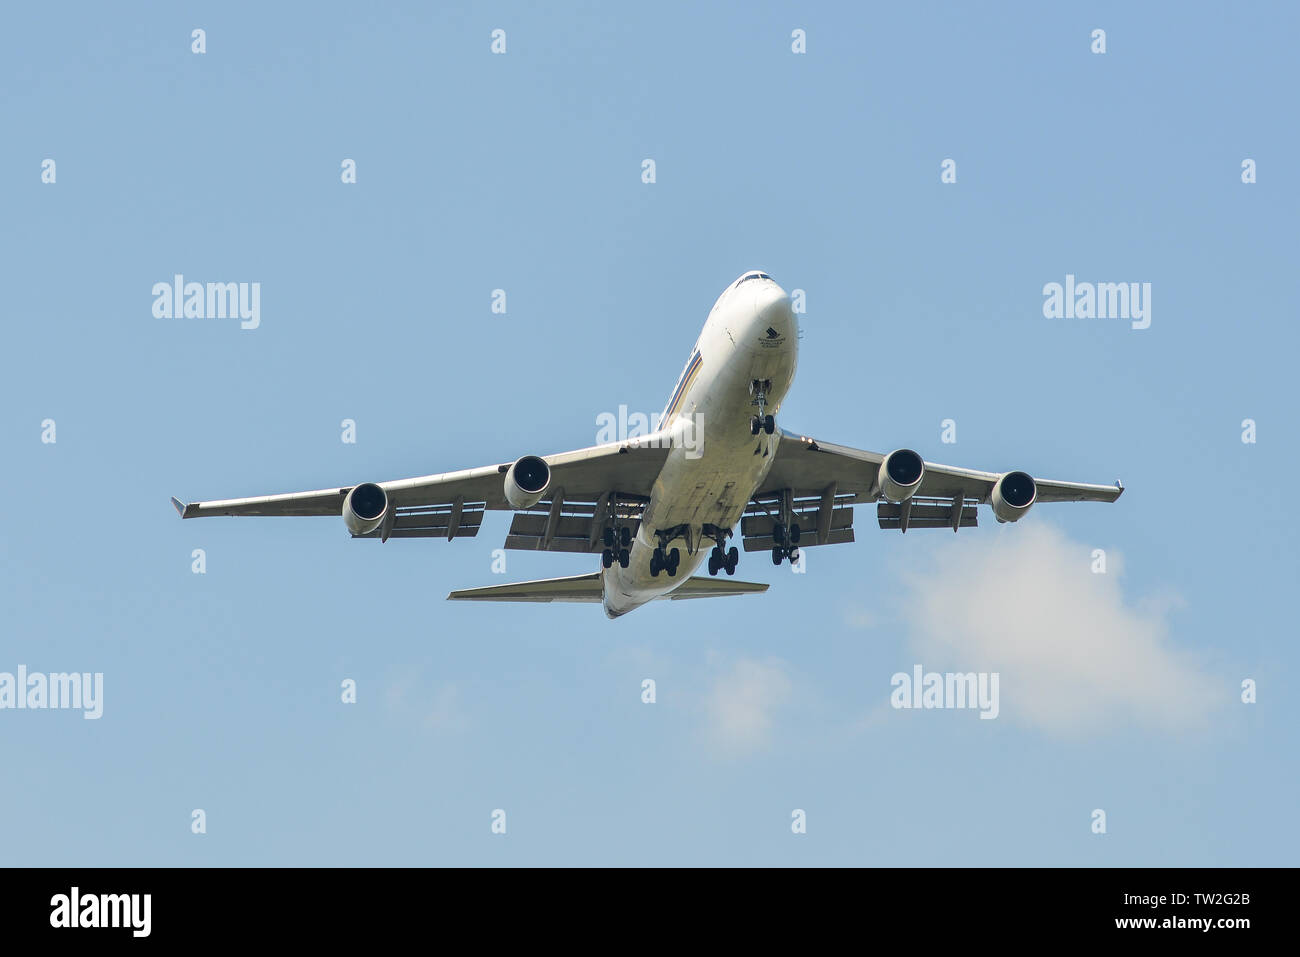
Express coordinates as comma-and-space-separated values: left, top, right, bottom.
602, 273, 797, 617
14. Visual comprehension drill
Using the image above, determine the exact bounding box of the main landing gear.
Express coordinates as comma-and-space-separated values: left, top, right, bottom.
770, 521, 801, 566
705, 525, 738, 576
749, 379, 775, 435
649, 546, 680, 578
601, 525, 631, 569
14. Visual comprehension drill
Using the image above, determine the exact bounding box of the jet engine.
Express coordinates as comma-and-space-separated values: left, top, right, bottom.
878, 448, 925, 503
504, 455, 551, 509
991, 471, 1036, 523
343, 482, 388, 536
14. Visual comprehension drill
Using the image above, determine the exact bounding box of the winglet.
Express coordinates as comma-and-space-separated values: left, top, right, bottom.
1115, 479, 1124, 498
170, 496, 187, 518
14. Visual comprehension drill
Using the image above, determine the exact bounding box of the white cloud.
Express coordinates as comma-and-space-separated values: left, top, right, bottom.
703, 655, 793, 755
892, 522, 1220, 735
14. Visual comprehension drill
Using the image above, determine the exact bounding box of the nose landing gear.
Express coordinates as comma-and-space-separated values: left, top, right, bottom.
748, 379, 775, 435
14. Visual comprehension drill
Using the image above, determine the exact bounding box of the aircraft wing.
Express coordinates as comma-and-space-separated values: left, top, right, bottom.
172, 438, 673, 544
760, 433, 1123, 504
743, 431, 1122, 548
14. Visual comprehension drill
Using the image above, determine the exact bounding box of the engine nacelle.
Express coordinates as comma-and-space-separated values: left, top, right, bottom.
878, 448, 925, 503
991, 471, 1036, 523
504, 455, 551, 510
343, 482, 388, 536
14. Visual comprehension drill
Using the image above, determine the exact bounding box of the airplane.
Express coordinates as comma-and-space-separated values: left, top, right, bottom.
172, 270, 1123, 618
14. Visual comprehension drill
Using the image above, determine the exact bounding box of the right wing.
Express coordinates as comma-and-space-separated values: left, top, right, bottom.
172, 438, 673, 546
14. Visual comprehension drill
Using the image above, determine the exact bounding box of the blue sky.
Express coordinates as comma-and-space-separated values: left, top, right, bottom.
2, 1, 1296, 865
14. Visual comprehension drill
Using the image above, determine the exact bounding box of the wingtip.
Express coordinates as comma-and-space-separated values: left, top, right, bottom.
170, 496, 186, 517
1115, 479, 1124, 498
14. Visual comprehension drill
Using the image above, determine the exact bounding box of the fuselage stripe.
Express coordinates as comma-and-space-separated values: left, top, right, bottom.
664, 351, 702, 421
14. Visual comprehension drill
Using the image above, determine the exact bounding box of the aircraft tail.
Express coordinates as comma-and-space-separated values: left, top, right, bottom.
446, 573, 768, 603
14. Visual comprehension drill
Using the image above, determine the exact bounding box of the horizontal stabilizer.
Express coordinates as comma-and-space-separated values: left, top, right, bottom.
447, 573, 768, 603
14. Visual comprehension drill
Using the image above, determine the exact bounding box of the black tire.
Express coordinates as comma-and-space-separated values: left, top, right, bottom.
750, 416, 760, 435
728, 546, 738, 569
620, 526, 631, 547
790, 524, 801, 544
707, 555, 718, 576
601, 549, 613, 568
763, 414, 775, 434
773, 523, 786, 546
668, 547, 680, 569
603, 528, 614, 548
650, 554, 661, 577
772, 547, 783, 566
619, 549, 630, 568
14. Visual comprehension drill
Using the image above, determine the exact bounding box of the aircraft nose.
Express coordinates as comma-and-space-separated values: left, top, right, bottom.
754, 281, 789, 316
752, 282, 794, 337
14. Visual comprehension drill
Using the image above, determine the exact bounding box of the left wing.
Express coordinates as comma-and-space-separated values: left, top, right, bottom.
744, 431, 1121, 546
760, 433, 1123, 505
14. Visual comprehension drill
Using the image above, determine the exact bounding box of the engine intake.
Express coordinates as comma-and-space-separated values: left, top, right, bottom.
505, 455, 551, 510
991, 471, 1036, 523
878, 448, 925, 503
343, 482, 388, 536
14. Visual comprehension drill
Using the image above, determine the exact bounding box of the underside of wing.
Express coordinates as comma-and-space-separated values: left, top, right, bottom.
751, 429, 1123, 542
172, 440, 673, 529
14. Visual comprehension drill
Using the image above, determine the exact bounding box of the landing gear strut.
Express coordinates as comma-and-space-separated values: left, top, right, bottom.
649, 546, 680, 578
770, 518, 801, 566
705, 526, 739, 576
601, 524, 631, 569
748, 379, 775, 435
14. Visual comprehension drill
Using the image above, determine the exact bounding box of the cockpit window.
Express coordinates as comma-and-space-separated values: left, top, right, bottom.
735, 272, 772, 287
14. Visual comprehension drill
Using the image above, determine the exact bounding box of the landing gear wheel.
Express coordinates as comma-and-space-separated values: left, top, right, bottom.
726, 546, 738, 575
707, 554, 719, 576
602, 549, 613, 569
618, 549, 630, 568
603, 527, 615, 548
750, 416, 761, 436
667, 548, 680, 576
772, 546, 783, 566
773, 523, 786, 546
650, 553, 661, 577
763, 414, 775, 435
789, 524, 801, 544
620, 527, 631, 548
